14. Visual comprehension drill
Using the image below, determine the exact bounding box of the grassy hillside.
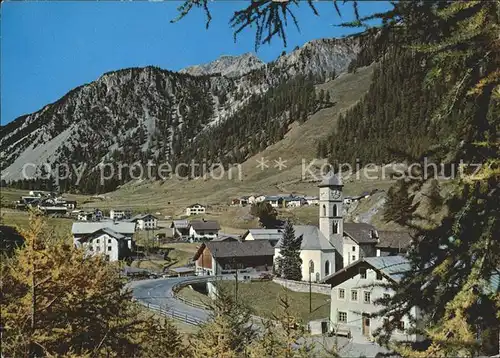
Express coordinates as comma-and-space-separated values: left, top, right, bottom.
80, 66, 379, 212
4, 64, 441, 234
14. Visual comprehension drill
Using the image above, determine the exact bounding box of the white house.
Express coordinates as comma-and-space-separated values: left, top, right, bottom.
321, 256, 423, 344
188, 220, 220, 240
248, 195, 266, 205
284, 196, 306, 208
304, 196, 319, 206
128, 214, 158, 230
63, 200, 77, 210
72, 221, 136, 262
109, 209, 131, 220
265, 196, 284, 208
76, 211, 94, 221
185, 204, 206, 216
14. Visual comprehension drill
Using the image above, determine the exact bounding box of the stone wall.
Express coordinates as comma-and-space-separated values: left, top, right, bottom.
273, 278, 331, 295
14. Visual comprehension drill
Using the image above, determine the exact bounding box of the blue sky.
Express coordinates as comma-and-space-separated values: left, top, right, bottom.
1, 1, 391, 125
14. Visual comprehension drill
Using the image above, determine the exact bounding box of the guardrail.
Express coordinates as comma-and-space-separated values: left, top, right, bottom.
138, 300, 205, 326
137, 274, 255, 325
175, 294, 209, 310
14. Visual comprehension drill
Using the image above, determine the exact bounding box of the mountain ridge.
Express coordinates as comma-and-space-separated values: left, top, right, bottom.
180, 52, 265, 77
1, 35, 360, 192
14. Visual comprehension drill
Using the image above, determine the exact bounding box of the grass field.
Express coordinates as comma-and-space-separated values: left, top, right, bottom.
177, 286, 211, 307
1, 209, 73, 237
178, 281, 330, 322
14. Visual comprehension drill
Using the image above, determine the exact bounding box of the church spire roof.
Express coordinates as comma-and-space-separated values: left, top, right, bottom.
318, 171, 343, 187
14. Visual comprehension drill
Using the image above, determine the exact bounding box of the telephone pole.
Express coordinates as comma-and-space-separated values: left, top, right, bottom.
309, 269, 312, 313
234, 265, 239, 302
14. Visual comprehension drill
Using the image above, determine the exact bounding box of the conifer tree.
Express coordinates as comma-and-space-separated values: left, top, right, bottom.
383, 179, 415, 226
249, 293, 313, 358
325, 91, 331, 104
190, 284, 256, 358
1, 214, 185, 357
250, 202, 278, 229
426, 179, 443, 213
276, 220, 302, 281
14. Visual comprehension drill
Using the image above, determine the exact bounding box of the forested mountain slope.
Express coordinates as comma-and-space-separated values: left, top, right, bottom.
1, 37, 359, 193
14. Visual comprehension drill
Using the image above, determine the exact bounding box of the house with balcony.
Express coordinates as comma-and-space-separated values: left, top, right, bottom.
128, 214, 158, 230
321, 256, 423, 343
188, 220, 220, 240
185, 204, 206, 216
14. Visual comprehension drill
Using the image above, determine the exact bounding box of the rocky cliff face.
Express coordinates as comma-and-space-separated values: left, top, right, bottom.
1, 36, 359, 186
180, 52, 265, 77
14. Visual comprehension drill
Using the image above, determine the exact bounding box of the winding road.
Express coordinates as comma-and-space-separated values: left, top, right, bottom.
129, 276, 212, 323
129, 276, 391, 357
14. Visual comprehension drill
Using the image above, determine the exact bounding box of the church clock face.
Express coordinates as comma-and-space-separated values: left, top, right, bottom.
320, 190, 328, 199
331, 189, 341, 199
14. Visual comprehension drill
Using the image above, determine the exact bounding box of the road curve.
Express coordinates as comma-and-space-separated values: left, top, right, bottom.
129, 276, 211, 323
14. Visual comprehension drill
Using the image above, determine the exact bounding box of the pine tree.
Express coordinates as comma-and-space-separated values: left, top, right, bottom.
317, 89, 325, 103
426, 179, 443, 213
1, 214, 185, 357
249, 292, 313, 358
135, 318, 186, 358
190, 283, 256, 358
276, 220, 303, 281
325, 91, 331, 104
383, 179, 415, 226
250, 202, 278, 229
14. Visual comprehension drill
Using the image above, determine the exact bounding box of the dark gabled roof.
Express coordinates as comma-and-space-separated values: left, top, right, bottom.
79, 227, 127, 242
190, 220, 220, 231
128, 213, 158, 222
377, 231, 413, 250
343, 223, 379, 244
170, 219, 189, 229
321, 256, 411, 285
212, 235, 240, 242
194, 240, 274, 260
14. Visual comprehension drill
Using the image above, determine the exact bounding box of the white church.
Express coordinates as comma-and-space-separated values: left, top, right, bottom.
245, 172, 380, 281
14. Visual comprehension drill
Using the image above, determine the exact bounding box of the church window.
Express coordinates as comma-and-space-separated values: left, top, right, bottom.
332, 204, 337, 217
309, 260, 314, 273
325, 260, 330, 276
322, 205, 326, 216
333, 222, 339, 234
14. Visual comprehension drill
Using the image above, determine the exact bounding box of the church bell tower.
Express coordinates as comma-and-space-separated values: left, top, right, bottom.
319, 172, 344, 271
